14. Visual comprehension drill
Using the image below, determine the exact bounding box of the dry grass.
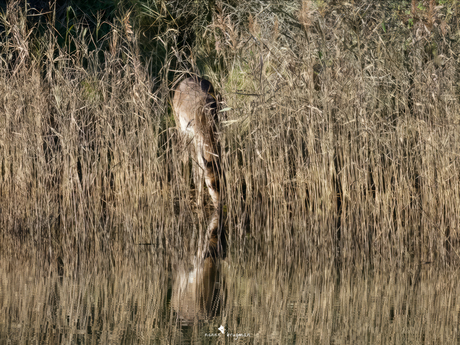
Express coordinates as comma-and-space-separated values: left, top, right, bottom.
213, 0, 460, 269
0, 1, 460, 273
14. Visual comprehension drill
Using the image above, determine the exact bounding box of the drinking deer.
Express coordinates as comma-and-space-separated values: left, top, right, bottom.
172, 76, 225, 259
173, 77, 221, 209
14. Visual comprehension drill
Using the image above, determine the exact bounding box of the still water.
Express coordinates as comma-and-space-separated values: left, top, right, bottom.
1, 254, 459, 344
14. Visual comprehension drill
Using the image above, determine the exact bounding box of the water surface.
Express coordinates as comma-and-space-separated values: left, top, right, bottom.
1, 257, 459, 344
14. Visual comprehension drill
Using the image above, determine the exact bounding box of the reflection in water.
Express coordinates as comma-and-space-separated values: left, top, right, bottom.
171, 257, 224, 325
1, 259, 459, 344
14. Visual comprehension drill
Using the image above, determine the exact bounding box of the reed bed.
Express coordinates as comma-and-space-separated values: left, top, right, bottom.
0, 1, 460, 272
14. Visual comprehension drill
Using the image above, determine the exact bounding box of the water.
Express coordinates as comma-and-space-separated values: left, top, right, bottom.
1, 256, 459, 344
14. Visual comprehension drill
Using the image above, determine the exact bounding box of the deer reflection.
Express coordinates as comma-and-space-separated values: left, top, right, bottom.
171, 255, 224, 323
171, 206, 227, 322
171, 203, 227, 321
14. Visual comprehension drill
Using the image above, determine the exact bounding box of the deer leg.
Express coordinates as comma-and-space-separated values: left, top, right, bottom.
193, 158, 205, 209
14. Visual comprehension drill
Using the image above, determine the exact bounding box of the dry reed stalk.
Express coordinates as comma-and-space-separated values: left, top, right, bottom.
1, 1, 459, 272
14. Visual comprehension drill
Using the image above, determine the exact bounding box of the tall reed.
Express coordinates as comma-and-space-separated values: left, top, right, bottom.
1, 1, 459, 272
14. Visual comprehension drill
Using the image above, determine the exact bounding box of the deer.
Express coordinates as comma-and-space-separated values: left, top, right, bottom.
172, 76, 225, 259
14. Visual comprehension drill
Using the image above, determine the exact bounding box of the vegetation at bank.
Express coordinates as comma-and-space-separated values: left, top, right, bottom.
1, 0, 460, 272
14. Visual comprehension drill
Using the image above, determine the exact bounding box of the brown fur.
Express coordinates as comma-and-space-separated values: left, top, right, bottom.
173, 77, 221, 209
173, 77, 225, 258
